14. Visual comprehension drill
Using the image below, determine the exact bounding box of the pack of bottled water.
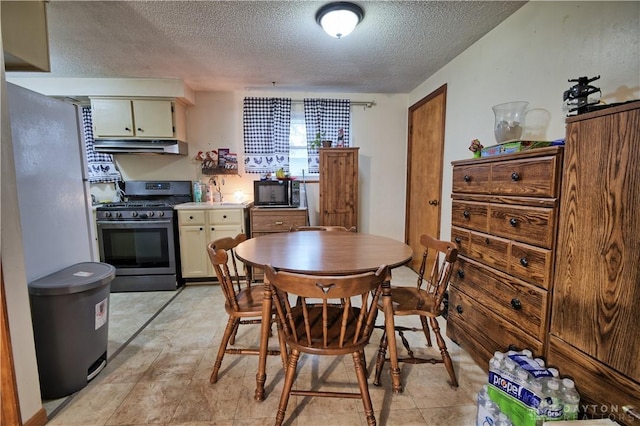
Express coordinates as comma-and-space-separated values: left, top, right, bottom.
476, 350, 580, 426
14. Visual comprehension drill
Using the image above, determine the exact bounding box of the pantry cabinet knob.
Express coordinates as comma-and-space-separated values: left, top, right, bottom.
428, 199, 439, 206
223, 215, 227, 218
137, 127, 144, 132
463, 175, 471, 182
454, 237, 461, 244
509, 218, 518, 227
125, 127, 131, 132
520, 257, 529, 267
511, 172, 520, 181
463, 210, 470, 219
457, 269, 464, 278
511, 298, 522, 310
199, 227, 203, 231
456, 305, 463, 314
189, 215, 194, 220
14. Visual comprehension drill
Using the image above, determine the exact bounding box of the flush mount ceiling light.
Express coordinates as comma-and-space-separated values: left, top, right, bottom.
316, 2, 364, 39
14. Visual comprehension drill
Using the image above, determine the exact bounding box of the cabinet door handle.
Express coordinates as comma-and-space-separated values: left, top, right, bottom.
457, 269, 465, 278
509, 218, 518, 227
125, 127, 131, 132
211, 227, 215, 231
511, 298, 522, 310
189, 216, 194, 220
137, 127, 144, 132
520, 257, 529, 267
463, 175, 471, 182
511, 172, 520, 181
428, 199, 439, 206
456, 305, 463, 314
463, 210, 470, 219
223, 215, 227, 219
454, 237, 461, 244
199, 227, 203, 231
275, 221, 283, 225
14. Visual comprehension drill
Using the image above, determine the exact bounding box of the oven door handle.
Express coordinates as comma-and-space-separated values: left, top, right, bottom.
97, 220, 173, 226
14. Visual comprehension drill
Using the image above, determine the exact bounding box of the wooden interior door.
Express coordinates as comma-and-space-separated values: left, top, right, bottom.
405, 85, 447, 273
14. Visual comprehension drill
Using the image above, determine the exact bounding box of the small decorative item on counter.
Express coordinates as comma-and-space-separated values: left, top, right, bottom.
337, 128, 345, 147
469, 139, 484, 158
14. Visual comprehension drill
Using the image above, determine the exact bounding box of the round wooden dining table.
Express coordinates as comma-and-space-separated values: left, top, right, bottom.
235, 231, 413, 401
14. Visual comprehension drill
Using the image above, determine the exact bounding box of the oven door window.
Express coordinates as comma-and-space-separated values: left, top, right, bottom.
99, 225, 172, 269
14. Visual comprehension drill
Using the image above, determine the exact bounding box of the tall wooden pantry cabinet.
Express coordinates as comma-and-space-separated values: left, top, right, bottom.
319, 147, 359, 229
547, 101, 640, 424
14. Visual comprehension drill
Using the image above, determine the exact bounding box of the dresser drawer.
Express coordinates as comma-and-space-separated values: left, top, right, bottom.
509, 241, 553, 289
468, 231, 509, 271
489, 204, 556, 249
208, 209, 242, 225
251, 210, 307, 232
491, 155, 561, 197
447, 287, 544, 357
452, 257, 548, 341
451, 227, 470, 257
179, 210, 205, 225
452, 163, 491, 194
451, 201, 488, 232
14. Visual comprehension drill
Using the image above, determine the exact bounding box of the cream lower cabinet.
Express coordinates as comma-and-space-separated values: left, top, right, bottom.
178, 208, 247, 279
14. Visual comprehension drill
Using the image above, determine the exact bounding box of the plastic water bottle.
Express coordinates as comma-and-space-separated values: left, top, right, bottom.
495, 412, 513, 426
544, 378, 564, 420
561, 378, 580, 420
534, 358, 546, 368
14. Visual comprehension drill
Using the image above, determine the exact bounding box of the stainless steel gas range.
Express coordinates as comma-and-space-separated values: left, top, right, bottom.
96, 181, 192, 292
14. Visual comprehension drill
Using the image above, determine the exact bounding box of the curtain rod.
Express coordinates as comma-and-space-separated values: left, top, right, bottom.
290, 99, 375, 109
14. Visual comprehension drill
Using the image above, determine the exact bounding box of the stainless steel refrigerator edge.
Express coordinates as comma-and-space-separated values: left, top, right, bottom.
8, 83, 97, 282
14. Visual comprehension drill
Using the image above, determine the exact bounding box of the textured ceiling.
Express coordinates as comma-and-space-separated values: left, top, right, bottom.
13, 0, 526, 94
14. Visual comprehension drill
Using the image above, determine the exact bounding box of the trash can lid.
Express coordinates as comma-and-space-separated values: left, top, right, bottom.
28, 262, 116, 296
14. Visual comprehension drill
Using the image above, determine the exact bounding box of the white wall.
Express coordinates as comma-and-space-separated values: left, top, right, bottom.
113, 90, 410, 239
409, 1, 640, 241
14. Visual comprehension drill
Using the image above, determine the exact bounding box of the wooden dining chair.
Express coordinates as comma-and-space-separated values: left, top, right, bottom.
289, 225, 357, 232
206, 234, 287, 384
372, 233, 459, 387
266, 264, 389, 426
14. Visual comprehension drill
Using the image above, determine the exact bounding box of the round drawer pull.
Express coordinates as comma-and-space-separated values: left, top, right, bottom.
511, 172, 520, 181
509, 218, 518, 227
454, 237, 461, 244
199, 227, 203, 231
511, 298, 522, 310
189, 216, 194, 220
223, 215, 227, 218
464, 175, 471, 182
125, 127, 131, 132
456, 305, 463, 314
137, 127, 144, 132
457, 269, 465, 278
463, 210, 470, 219
520, 257, 529, 267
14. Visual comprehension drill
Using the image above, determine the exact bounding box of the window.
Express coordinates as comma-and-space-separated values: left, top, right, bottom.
288, 105, 309, 178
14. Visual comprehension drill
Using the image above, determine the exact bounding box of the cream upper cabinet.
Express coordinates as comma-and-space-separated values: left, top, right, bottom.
91, 98, 185, 140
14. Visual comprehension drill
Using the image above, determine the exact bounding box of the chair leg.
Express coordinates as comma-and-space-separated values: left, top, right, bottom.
373, 330, 388, 387
210, 316, 239, 384
275, 348, 300, 426
429, 316, 458, 387
420, 315, 432, 347
274, 315, 288, 369
229, 320, 240, 346
353, 350, 376, 426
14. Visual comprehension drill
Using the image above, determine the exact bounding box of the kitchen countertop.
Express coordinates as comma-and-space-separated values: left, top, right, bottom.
174, 201, 253, 210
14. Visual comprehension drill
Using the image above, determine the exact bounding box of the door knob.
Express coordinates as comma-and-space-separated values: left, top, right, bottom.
428, 199, 439, 206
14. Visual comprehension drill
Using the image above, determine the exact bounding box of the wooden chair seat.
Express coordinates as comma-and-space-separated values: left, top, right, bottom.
224, 285, 267, 317
373, 234, 459, 388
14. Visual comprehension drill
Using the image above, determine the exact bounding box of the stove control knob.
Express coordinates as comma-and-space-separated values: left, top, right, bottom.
104, 212, 112, 218
131, 211, 138, 218
158, 211, 165, 217
147, 211, 155, 217
115, 212, 122, 218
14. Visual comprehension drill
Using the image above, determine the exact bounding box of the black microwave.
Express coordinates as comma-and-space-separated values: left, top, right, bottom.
253, 180, 300, 207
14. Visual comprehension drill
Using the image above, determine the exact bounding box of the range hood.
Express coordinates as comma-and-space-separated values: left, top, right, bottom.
93, 139, 188, 155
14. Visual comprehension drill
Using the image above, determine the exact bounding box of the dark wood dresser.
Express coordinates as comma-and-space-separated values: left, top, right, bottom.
446, 146, 564, 368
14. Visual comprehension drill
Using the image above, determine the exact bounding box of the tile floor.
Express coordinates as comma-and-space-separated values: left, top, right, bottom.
46, 267, 487, 425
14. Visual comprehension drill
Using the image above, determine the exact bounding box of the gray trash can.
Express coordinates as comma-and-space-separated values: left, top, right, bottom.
28, 262, 115, 399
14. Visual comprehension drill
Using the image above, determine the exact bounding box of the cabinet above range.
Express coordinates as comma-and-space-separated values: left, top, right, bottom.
90, 97, 188, 155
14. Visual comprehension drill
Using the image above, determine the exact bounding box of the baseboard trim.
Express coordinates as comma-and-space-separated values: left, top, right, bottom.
24, 407, 48, 426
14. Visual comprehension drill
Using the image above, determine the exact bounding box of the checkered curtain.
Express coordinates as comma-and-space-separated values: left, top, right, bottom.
243, 97, 292, 174
82, 107, 121, 183
304, 98, 350, 173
